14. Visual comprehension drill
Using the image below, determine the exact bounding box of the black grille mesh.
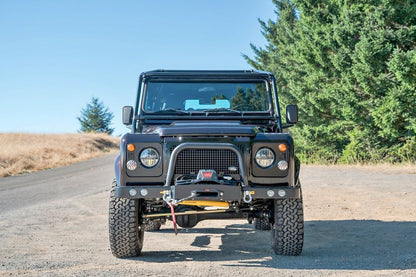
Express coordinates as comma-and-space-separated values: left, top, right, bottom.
174, 149, 239, 175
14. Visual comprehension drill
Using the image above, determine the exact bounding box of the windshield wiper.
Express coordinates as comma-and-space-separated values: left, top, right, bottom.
202, 108, 243, 115
148, 108, 190, 115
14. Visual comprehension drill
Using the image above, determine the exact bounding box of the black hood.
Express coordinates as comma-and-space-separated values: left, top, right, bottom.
156, 122, 257, 137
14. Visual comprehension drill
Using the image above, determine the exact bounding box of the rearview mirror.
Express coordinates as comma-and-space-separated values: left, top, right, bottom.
122, 106, 133, 125
286, 105, 298, 124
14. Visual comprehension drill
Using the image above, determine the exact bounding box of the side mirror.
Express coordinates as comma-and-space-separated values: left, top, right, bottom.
122, 106, 133, 125
286, 105, 298, 124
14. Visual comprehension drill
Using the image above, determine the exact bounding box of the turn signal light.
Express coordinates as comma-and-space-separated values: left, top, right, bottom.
127, 143, 135, 152
278, 144, 287, 152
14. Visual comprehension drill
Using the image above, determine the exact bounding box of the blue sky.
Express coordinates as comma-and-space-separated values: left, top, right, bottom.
0, 1, 276, 136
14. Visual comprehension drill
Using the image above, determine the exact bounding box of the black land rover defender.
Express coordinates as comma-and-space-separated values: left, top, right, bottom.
109, 70, 303, 257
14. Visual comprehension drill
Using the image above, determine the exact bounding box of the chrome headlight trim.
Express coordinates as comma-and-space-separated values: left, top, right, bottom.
255, 147, 275, 168
139, 148, 160, 168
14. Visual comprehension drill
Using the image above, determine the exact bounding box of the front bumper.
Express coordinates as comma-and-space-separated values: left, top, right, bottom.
115, 184, 301, 202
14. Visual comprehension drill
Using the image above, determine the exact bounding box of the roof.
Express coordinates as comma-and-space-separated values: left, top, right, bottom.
139, 69, 274, 80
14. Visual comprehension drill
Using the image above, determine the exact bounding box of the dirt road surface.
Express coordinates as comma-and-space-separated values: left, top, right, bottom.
1, 154, 415, 276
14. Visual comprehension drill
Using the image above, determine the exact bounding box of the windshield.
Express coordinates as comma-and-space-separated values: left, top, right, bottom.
142, 81, 270, 113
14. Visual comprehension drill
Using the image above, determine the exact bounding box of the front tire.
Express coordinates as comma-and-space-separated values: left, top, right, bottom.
271, 197, 304, 256
109, 180, 144, 258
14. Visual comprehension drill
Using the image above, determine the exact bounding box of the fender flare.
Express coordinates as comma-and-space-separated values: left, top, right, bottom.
114, 154, 121, 186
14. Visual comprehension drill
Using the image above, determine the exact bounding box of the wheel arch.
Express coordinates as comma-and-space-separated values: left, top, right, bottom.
114, 154, 121, 186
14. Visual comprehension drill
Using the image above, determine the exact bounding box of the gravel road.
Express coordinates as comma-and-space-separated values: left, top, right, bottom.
1, 154, 415, 276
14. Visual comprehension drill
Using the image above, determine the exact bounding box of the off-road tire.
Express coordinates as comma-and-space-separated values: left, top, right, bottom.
271, 197, 304, 256
254, 218, 271, 230
109, 180, 144, 258
143, 219, 162, 231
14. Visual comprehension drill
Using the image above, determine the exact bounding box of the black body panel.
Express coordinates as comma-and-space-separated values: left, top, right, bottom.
117, 124, 296, 188
115, 70, 299, 204
158, 123, 257, 137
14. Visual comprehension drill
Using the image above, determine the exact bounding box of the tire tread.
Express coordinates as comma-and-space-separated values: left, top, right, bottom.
271, 197, 304, 256
109, 180, 144, 258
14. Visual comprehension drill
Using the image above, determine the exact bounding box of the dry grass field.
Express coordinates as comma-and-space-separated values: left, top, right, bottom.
0, 133, 120, 177
1, 132, 414, 178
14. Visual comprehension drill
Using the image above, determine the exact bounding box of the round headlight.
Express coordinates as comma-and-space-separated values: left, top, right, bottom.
255, 148, 275, 168
140, 148, 160, 168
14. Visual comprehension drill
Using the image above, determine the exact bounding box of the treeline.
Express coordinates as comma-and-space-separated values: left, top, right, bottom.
246, 0, 416, 164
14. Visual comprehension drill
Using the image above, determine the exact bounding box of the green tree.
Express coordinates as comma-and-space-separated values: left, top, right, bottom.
77, 97, 114, 135
245, 0, 416, 163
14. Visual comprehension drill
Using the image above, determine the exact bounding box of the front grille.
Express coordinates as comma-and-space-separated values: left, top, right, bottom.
174, 149, 240, 175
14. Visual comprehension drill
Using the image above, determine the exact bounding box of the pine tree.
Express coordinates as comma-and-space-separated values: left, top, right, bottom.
77, 97, 114, 135
245, 0, 416, 163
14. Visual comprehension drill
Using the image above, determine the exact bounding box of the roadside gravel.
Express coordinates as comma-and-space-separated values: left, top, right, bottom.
0, 154, 415, 276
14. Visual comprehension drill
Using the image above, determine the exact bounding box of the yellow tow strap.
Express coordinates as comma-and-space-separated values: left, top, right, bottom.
179, 200, 229, 208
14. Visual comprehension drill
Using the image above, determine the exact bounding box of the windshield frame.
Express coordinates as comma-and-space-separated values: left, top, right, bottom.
139, 78, 273, 116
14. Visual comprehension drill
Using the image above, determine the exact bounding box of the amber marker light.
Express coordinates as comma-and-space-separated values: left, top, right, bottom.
127, 144, 136, 152
278, 144, 287, 152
